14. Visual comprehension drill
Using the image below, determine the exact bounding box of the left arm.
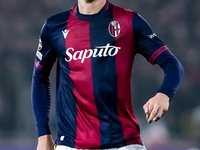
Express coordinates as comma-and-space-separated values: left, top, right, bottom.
132, 12, 184, 123
143, 50, 184, 123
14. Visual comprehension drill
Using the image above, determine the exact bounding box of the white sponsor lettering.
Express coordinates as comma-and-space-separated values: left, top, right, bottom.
65, 43, 121, 63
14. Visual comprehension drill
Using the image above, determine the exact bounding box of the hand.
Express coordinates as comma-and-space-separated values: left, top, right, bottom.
37, 134, 54, 150
143, 93, 170, 124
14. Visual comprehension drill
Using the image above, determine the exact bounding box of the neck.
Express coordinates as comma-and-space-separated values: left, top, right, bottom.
78, 0, 107, 15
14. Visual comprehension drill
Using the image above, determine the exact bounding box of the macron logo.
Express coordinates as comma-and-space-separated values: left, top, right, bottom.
62, 29, 70, 39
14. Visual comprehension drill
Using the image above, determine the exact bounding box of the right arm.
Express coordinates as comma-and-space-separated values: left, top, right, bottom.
31, 21, 57, 150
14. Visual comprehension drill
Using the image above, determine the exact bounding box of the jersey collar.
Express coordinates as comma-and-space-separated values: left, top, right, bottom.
74, 1, 110, 21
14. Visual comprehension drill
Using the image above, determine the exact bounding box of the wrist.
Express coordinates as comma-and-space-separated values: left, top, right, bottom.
156, 92, 170, 101
38, 134, 53, 142
37, 134, 54, 150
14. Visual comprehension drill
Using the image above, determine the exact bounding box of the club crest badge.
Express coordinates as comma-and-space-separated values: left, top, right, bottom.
108, 21, 121, 37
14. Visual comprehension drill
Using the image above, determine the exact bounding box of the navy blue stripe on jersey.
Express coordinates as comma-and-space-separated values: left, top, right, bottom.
56, 37, 78, 147
56, 61, 78, 147
52, 11, 78, 147
46, 11, 79, 147
89, 7, 126, 148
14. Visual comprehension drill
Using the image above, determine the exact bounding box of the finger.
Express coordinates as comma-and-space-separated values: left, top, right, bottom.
143, 104, 148, 114
143, 103, 150, 120
147, 104, 154, 120
148, 105, 159, 123
146, 112, 149, 121
153, 107, 163, 122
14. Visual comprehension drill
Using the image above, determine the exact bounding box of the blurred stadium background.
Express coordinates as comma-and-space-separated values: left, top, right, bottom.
0, 0, 200, 149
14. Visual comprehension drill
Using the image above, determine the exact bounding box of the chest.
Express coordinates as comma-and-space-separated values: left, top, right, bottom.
50, 16, 133, 65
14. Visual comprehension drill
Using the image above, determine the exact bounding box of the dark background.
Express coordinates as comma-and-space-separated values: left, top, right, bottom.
0, 0, 199, 149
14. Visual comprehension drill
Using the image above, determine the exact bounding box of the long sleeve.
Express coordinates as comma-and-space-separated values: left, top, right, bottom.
155, 50, 184, 99
132, 12, 184, 99
31, 20, 57, 137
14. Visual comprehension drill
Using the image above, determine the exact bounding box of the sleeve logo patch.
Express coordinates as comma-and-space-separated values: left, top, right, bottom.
37, 38, 43, 51
36, 50, 43, 61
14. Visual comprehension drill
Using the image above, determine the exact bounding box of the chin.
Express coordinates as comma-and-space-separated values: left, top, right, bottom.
85, 0, 96, 3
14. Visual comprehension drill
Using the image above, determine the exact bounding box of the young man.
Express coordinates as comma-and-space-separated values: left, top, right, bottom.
32, 0, 184, 150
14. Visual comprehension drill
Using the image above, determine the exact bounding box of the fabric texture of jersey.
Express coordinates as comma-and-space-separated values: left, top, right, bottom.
32, 1, 184, 149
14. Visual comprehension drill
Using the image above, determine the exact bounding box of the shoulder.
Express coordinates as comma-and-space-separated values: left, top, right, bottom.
112, 4, 134, 17
46, 10, 71, 25
47, 10, 71, 23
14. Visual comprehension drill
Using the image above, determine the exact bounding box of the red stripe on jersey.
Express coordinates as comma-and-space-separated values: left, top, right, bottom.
149, 45, 169, 64
105, 1, 110, 11
113, 7, 143, 145
35, 58, 43, 70
66, 8, 100, 148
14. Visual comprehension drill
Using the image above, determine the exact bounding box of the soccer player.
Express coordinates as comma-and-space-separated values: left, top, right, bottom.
31, 0, 184, 150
